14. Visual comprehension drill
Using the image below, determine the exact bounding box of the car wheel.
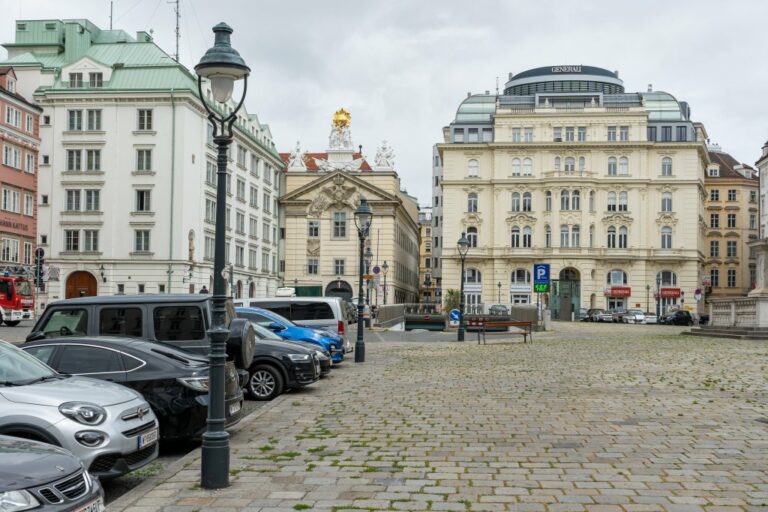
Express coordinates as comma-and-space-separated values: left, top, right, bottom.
3, 320, 20, 326
246, 364, 284, 401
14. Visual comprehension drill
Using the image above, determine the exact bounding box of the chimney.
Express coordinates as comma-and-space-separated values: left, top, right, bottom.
484, 90, 490, 95
136, 31, 152, 42
762, 139, 768, 157
647, 84, 653, 92
508, 72, 513, 80
467, 92, 471, 98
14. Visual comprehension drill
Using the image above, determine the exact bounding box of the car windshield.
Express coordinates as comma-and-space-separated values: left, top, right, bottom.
0, 341, 57, 385
237, 308, 297, 328
251, 323, 284, 341
15, 281, 33, 296
628, 309, 643, 314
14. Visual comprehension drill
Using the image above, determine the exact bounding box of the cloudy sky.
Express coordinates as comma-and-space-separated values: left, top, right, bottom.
3, 0, 767, 205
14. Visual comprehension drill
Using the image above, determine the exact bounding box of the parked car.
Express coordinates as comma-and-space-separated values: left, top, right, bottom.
575, 308, 588, 321
698, 314, 709, 325
235, 307, 344, 363
586, 308, 605, 322
0, 435, 104, 511
251, 323, 332, 378
611, 308, 628, 323
643, 312, 658, 324
22, 337, 245, 441
0, 340, 158, 478
659, 310, 694, 326
26, 294, 256, 369
622, 309, 646, 324
596, 309, 614, 322
234, 297, 352, 353
488, 304, 509, 316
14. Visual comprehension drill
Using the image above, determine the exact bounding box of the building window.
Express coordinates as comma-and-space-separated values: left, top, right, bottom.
727, 240, 737, 258
554, 156, 561, 171
3, 145, 21, 169
589, 225, 594, 247
710, 213, 719, 228
87, 109, 102, 130
571, 225, 581, 247
206, 162, 217, 185
523, 226, 532, 248
482, 128, 492, 142
512, 128, 521, 142
710, 189, 719, 201
661, 157, 672, 176
2, 189, 19, 213
262, 222, 270, 243
564, 157, 575, 174
511, 192, 520, 212
545, 191, 552, 211
24, 194, 33, 216
727, 189, 736, 201
607, 157, 617, 176
589, 190, 595, 211
607, 226, 616, 248
262, 192, 271, 214
136, 190, 151, 212
708, 167, 720, 177
69, 73, 84, 88
249, 185, 258, 207
524, 127, 533, 142
333, 212, 346, 238
565, 127, 574, 142
511, 158, 521, 176
308, 220, 320, 237
237, 145, 247, 167
560, 190, 570, 210
249, 217, 258, 238
134, 230, 151, 252
523, 158, 532, 176
727, 213, 736, 228
661, 192, 672, 212
136, 149, 152, 171
571, 190, 580, 211
88, 72, 103, 87
619, 126, 629, 141
618, 226, 628, 248
85, 190, 100, 211
236, 179, 246, 201
710, 240, 720, 258
467, 192, 478, 212
661, 227, 672, 249
4, 106, 21, 128
86, 149, 101, 171
676, 126, 687, 141
205, 198, 216, 223
710, 268, 719, 287
661, 126, 672, 141
511, 227, 520, 248
607, 126, 616, 141
206, 123, 214, 145
307, 258, 318, 275
65, 189, 81, 211
727, 269, 737, 288
749, 190, 757, 203
560, 225, 569, 248
577, 126, 586, 141
618, 191, 627, 212
607, 192, 617, 212
334, 259, 345, 275
607, 269, 628, 285
467, 227, 478, 248
553, 127, 562, 141
23, 242, 32, 265
522, 192, 532, 212
235, 245, 245, 266
67, 110, 82, 131
65, 230, 79, 251
618, 156, 629, 175
750, 213, 757, 230
137, 109, 153, 131
84, 230, 99, 251
235, 212, 245, 233
25, 153, 35, 173
545, 225, 551, 247
467, 159, 478, 177
467, 128, 478, 143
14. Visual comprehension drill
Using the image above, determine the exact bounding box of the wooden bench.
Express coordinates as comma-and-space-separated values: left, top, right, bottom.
476, 320, 533, 344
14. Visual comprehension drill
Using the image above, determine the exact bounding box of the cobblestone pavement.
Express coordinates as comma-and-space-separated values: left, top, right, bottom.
109, 324, 768, 512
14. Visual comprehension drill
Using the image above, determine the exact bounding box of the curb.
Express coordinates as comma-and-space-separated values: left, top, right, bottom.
107, 393, 289, 511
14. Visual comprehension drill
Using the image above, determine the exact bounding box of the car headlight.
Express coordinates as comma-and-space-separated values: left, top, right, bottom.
0, 490, 40, 511
287, 353, 310, 361
59, 402, 106, 426
315, 350, 329, 359
176, 376, 209, 392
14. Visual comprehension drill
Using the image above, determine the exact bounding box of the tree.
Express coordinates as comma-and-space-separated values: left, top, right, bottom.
444, 289, 460, 312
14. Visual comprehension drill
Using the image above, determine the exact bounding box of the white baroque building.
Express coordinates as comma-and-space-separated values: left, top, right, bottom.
2, 19, 282, 304
436, 65, 710, 318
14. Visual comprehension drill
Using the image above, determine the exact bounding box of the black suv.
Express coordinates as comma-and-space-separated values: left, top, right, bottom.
27, 295, 254, 368
659, 310, 694, 326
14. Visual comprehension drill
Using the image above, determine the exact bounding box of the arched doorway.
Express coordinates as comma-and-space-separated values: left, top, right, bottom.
66, 271, 97, 298
236, 280, 243, 299
325, 280, 353, 301
552, 267, 580, 320
249, 281, 255, 298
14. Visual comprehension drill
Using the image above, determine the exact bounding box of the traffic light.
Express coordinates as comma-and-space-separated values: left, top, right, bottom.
34, 247, 45, 287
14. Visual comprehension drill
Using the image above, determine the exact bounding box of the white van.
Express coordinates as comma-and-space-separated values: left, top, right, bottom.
234, 297, 352, 353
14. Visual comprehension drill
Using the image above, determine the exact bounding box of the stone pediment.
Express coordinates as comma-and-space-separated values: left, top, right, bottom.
462, 212, 483, 226
655, 213, 678, 226
281, 171, 396, 217
506, 213, 537, 225
602, 213, 634, 225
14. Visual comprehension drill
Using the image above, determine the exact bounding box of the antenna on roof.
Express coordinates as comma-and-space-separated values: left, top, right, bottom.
109, 1, 113, 30
168, 0, 180, 62
495, 76, 499, 95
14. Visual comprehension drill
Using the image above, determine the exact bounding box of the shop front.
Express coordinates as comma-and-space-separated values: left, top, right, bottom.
605, 286, 631, 309
656, 287, 681, 314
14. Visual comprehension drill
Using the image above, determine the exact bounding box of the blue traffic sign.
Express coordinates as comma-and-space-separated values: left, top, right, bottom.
449, 309, 461, 321
533, 263, 550, 286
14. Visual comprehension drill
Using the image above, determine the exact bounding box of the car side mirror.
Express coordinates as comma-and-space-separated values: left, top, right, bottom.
268, 322, 285, 332
26, 331, 45, 342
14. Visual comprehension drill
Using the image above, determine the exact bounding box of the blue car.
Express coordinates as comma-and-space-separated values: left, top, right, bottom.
236, 307, 344, 363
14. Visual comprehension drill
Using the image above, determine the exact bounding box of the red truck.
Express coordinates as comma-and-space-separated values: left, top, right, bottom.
0, 276, 34, 326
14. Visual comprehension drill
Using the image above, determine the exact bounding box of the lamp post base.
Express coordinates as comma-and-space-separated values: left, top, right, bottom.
201, 430, 230, 489
354, 341, 365, 362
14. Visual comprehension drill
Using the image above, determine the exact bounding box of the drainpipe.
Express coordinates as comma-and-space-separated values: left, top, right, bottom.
168, 88, 177, 291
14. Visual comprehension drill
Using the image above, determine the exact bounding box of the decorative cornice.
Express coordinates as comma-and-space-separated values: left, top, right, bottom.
461, 212, 483, 226
655, 213, 678, 226
505, 213, 537, 225
601, 213, 634, 225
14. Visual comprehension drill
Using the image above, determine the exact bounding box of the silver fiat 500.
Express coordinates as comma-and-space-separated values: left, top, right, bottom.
0, 341, 159, 478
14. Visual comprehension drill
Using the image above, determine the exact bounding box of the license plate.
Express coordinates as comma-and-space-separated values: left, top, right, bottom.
76, 497, 104, 512
229, 401, 241, 416
137, 428, 158, 449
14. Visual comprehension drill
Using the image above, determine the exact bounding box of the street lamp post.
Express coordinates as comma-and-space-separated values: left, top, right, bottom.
645, 284, 650, 313
354, 198, 373, 362
457, 232, 470, 341
656, 275, 662, 318
497, 281, 502, 304
382, 260, 389, 305
194, 22, 250, 490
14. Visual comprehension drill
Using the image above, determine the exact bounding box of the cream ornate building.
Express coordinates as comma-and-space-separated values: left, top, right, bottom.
436, 66, 709, 318
279, 111, 419, 303
417, 207, 435, 304
703, 145, 758, 298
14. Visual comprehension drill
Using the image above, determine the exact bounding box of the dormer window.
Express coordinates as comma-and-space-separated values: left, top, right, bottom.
89, 72, 103, 87
6, 80, 15, 94
708, 167, 719, 177
69, 73, 83, 88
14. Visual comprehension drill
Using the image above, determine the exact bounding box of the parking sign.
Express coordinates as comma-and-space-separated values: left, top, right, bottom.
533, 263, 550, 293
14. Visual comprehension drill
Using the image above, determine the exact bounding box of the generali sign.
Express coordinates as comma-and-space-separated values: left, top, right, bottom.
604, 286, 631, 297
551, 66, 582, 73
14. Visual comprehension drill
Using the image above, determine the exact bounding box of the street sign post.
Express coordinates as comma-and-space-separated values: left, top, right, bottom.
449, 308, 460, 327
533, 263, 550, 293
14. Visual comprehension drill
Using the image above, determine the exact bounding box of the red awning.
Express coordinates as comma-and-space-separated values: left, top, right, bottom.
605, 286, 631, 297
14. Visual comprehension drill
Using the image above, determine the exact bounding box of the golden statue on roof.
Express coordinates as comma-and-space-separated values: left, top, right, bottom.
332, 108, 351, 128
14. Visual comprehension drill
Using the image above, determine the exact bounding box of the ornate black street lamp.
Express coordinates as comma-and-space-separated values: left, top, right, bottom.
457, 232, 470, 341
354, 198, 373, 362
382, 260, 389, 305
194, 22, 249, 490
497, 281, 502, 304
